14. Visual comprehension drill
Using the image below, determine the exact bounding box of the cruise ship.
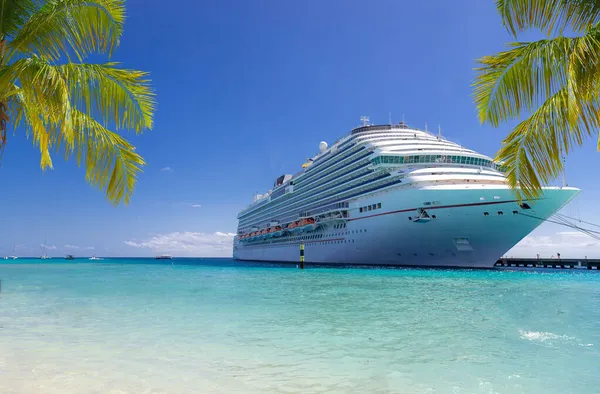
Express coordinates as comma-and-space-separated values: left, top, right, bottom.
233, 119, 579, 268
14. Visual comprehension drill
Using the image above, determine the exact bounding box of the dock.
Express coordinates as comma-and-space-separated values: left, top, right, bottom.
495, 258, 600, 270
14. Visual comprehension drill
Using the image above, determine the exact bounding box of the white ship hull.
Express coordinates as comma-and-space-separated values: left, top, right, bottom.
233, 185, 579, 268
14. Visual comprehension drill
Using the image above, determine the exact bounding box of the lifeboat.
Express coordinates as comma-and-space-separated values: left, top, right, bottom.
271, 226, 283, 237
299, 217, 318, 232
263, 227, 274, 239
287, 221, 302, 234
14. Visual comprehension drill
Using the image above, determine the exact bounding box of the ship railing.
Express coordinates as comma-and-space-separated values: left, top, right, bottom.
314, 211, 348, 224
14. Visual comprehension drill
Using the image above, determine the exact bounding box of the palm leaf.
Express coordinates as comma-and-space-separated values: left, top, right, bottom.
496, 87, 599, 200
12, 86, 144, 204
60, 62, 155, 132
473, 37, 575, 126
0, 0, 38, 38
71, 109, 145, 204
2, 57, 74, 147
7, 0, 125, 62
496, 0, 600, 36
11, 86, 55, 169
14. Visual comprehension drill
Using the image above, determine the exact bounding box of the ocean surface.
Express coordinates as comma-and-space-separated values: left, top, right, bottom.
1, 258, 599, 394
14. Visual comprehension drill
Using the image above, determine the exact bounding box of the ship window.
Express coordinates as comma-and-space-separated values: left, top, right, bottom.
520, 203, 531, 210
368, 206, 372, 211
513, 211, 518, 215
377, 203, 381, 209
497, 211, 503, 215
432, 215, 436, 219
484, 212, 489, 216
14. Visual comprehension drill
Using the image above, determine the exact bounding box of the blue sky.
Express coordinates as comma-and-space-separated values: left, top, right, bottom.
1, 0, 599, 258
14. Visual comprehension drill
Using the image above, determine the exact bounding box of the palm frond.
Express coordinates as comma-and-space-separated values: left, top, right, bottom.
0, 0, 38, 38
496, 0, 600, 37
4, 58, 154, 133
3, 57, 74, 147
12, 86, 144, 204
473, 37, 575, 125
7, 0, 125, 62
61, 62, 155, 132
11, 86, 55, 169
496, 88, 599, 200
71, 109, 145, 204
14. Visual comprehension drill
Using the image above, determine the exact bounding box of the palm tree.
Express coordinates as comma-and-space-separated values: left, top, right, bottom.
473, 0, 600, 200
0, 0, 154, 204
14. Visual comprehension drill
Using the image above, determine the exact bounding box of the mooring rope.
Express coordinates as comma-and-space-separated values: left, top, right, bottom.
517, 211, 600, 241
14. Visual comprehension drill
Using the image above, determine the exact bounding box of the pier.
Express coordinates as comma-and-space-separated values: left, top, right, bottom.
495, 258, 600, 270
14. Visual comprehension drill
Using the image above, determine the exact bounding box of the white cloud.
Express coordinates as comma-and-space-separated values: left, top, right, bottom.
64, 244, 95, 250
125, 231, 235, 257
40, 244, 57, 250
160, 166, 173, 172
507, 231, 600, 258
177, 202, 202, 208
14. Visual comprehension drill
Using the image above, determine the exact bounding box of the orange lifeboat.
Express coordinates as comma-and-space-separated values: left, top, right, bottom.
299, 217, 318, 232
287, 221, 302, 233
271, 226, 283, 237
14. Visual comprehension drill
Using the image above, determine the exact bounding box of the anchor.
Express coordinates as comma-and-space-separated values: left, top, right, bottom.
412, 208, 432, 223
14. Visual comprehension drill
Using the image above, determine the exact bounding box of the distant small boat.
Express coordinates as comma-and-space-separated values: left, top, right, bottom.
89, 256, 102, 261
156, 254, 173, 260
65, 255, 75, 260
8, 244, 17, 259
40, 237, 51, 259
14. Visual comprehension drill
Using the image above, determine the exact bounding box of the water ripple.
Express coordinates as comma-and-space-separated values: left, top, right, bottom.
1, 259, 600, 393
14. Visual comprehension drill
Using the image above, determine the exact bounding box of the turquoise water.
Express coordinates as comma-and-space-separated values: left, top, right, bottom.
1, 259, 599, 393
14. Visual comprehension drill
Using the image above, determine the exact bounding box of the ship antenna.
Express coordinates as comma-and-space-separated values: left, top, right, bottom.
438, 125, 442, 139
424, 122, 428, 132
389, 112, 392, 125
360, 116, 370, 126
